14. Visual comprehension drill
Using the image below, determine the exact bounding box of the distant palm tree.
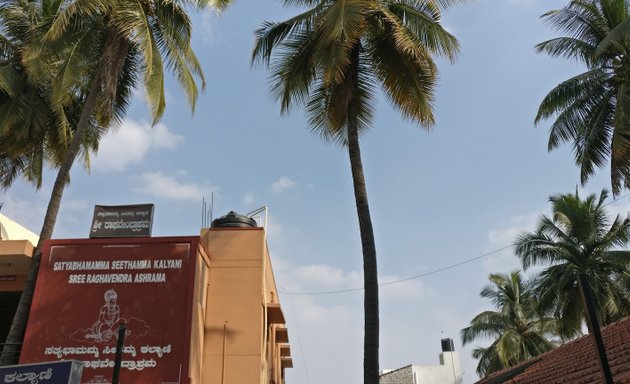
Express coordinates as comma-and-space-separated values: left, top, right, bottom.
461, 271, 557, 377
535, 0, 630, 195
252, 1, 459, 383
515, 189, 630, 384
515, 190, 630, 337
0, 0, 232, 365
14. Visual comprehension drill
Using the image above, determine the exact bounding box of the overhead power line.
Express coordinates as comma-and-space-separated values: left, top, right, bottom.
278, 191, 630, 296
278, 245, 513, 296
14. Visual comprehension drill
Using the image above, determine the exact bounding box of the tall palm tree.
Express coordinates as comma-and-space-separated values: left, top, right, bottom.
514, 189, 630, 384
535, 0, 630, 195
461, 271, 557, 378
0, 0, 103, 190
0, 0, 232, 365
252, 1, 459, 383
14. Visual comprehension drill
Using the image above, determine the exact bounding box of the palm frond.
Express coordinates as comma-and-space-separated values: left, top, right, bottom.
461, 271, 557, 377
385, 0, 459, 61
367, 26, 436, 127
252, 8, 320, 67
595, 17, 630, 57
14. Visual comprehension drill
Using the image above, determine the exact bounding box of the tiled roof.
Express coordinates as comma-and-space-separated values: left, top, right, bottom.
475, 316, 630, 384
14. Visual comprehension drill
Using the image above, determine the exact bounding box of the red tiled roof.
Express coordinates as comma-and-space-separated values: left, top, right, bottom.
475, 316, 630, 384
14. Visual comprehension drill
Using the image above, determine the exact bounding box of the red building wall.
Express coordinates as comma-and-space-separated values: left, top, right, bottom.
20, 237, 200, 384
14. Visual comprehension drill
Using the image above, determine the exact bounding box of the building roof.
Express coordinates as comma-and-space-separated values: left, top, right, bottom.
475, 316, 630, 384
0, 213, 38, 245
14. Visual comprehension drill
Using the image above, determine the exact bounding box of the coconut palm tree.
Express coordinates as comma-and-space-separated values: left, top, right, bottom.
252, 1, 459, 383
535, 0, 630, 195
514, 189, 630, 384
515, 190, 630, 336
461, 271, 557, 377
0, 0, 232, 365
0, 0, 104, 190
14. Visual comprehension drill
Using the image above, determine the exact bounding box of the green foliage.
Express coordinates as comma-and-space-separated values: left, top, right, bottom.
0, 0, 229, 189
0, 0, 235, 367
536, 0, 630, 194
0, 0, 104, 189
461, 271, 558, 377
251, 0, 459, 144
514, 189, 630, 339
39, 0, 209, 125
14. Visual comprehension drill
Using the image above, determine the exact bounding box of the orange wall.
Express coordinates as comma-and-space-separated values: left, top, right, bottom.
0, 240, 34, 292
200, 227, 290, 384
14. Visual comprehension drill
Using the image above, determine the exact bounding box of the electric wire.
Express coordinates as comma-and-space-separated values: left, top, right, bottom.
286, 292, 313, 384
277, 191, 630, 296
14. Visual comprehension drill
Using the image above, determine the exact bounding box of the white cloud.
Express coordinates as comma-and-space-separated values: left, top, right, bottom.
242, 191, 255, 205
487, 212, 539, 246
483, 211, 540, 273
0, 190, 89, 239
292, 295, 356, 326
265, 215, 286, 246
61, 199, 89, 213
604, 198, 630, 221
276, 262, 359, 294
133, 172, 217, 201
270, 176, 296, 193
0, 192, 45, 235
293, 264, 362, 288
273, 259, 428, 302
380, 274, 429, 300
200, 9, 219, 44
92, 119, 184, 172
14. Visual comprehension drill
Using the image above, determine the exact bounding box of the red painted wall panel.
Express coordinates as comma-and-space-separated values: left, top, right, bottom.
20, 237, 199, 384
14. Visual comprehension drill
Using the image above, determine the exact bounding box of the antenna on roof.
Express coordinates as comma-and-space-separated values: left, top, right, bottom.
247, 206, 268, 229
201, 194, 215, 228
209, 192, 214, 224
202, 198, 205, 227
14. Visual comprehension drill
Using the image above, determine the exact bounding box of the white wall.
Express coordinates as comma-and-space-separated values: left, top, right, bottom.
0, 213, 39, 244
409, 352, 463, 384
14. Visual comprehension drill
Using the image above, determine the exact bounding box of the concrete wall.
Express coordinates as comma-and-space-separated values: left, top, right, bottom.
381, 352, 463, 384
412, 352, 462, 383
200, 227, 290, 384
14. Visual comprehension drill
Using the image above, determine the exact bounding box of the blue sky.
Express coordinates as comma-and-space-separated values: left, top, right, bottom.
2, 0, 630, 383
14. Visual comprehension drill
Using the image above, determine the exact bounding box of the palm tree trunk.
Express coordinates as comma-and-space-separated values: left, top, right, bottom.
577, 273, 613, 384
346, 61, 379, 382
343, 44, 379, 384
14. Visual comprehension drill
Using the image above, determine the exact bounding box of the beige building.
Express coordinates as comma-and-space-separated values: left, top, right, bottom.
198, 224, 292, 384
0, 212, 291, 384
0, 214, 38, 349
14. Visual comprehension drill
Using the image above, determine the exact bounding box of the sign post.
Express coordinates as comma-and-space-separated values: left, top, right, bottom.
112, 324, 126, 384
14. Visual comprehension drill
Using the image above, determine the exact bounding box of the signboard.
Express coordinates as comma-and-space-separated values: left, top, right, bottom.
89, 205, 154, 238
0, 360, 83, 384
20, 238, 198, 384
